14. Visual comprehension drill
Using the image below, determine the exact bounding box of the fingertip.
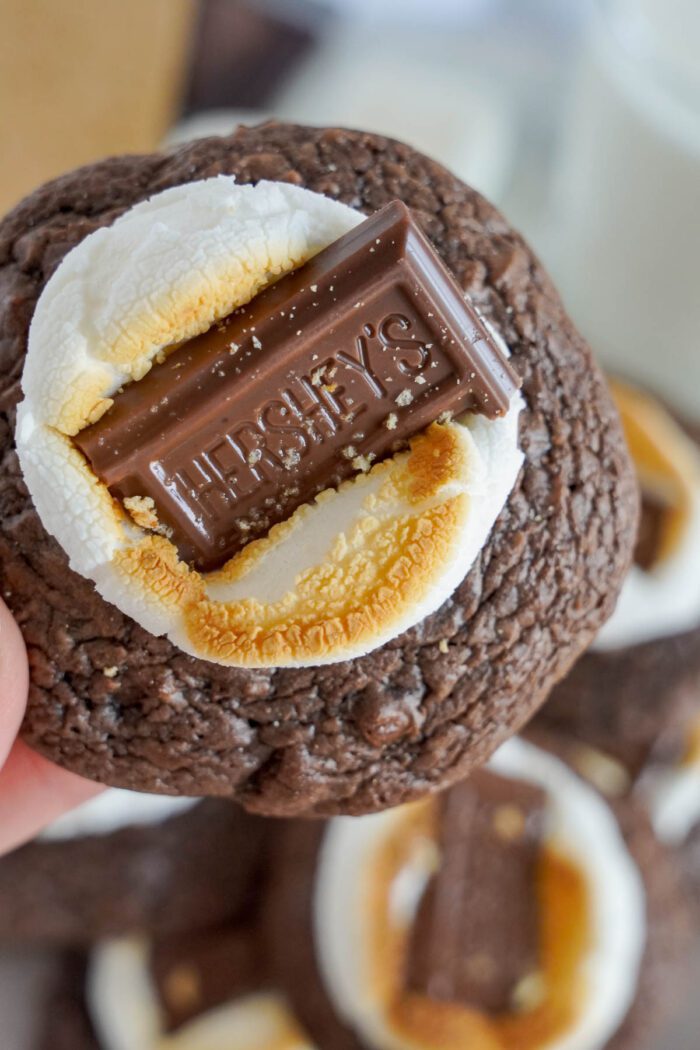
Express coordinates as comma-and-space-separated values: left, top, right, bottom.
0, 741, 104, 855
0, 602, 105, 855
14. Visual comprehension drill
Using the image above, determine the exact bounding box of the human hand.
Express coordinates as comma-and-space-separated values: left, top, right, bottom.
0, 599, 102, 854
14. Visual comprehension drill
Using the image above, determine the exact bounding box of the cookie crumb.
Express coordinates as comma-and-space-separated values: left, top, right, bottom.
352, 453, 375, 473
282, 449, 301, 469
102, 666, 119, 678
163, 964, 202, 1014
123, 495, 159, 530
492, 804, 526, 841
438, 638, 449, 653
385, 413, 398, 431
395, 389, 414, 408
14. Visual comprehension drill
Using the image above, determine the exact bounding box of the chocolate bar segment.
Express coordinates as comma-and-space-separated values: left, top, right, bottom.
406, 771, 545, 1014
75, 201, 519, 571
152, 921, 267, 1033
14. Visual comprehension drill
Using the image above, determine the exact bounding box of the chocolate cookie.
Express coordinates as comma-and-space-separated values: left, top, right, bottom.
36, 737, 690, 1050
0, 796, 264, 945
0, 122, 637, 815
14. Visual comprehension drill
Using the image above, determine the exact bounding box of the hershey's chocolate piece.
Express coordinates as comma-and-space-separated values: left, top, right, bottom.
151, 921, 267, 1033
406, 771, 546, 1015
74, 201, 519, 571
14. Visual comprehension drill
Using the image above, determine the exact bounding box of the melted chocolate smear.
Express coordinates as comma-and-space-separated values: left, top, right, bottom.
406, 770, 546, 1015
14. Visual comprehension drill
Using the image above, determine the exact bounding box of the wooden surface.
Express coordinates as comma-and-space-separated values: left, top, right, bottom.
0, 0, 196, 215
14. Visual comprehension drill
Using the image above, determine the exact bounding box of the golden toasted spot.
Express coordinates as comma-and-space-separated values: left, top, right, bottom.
390, 997, 502, 1050
123, 495, 159, 531
114, 536, 202, 611
492, 803, 526, 842
683, 716, 700, 768
572, 745, 631, 798
85, 397, 114, 426
162, 964, 202, 1014
184, 496, 468, 665
611, 378, 700, 566
402, 423, 471, 504
496, 850, 590, 1049
56, 370, 116, 436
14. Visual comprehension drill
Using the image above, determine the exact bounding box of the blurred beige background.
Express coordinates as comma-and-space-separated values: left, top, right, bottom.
0, 0, 195, 213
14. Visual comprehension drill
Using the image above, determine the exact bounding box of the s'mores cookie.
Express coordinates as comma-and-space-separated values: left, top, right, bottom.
0, 123, 636, 814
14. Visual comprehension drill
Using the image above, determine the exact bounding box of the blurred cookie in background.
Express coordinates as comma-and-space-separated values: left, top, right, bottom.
536, 379, 700, 913
41, 910, 302, 1050
37, 736, 689, 1049
267, 736, 690, 1050
38, 739, 688, 1050
182, 0, 318, 115
0, 792, 264, 945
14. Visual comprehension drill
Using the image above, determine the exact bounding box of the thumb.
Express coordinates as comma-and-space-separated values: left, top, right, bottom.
0, 598, 29, 764
0, 600, 102, 854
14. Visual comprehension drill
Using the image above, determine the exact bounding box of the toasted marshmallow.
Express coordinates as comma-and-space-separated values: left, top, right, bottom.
638, 715, 700, 845
16, 177, 523, 668
595, 380, 700, 651
88, 937, 314, 1050
38, 790, 197, 843
314, 737, 646, 1050
644, 758, 700, 845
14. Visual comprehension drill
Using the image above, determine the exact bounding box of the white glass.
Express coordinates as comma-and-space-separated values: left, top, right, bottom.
552, 0, 700, 419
